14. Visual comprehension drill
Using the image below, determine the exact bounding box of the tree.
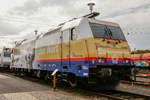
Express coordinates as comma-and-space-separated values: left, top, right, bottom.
131, 49, 150, 54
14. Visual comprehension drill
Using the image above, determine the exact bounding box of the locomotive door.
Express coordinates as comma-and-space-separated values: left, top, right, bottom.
61, 28, 78, 71
61, 29, 71, 71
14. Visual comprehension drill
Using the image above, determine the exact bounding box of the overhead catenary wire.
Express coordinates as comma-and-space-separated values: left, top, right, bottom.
0, 15, 63, 35
0, 17, 52, 27
0, 14, 149, 35
0, 15, 68, 28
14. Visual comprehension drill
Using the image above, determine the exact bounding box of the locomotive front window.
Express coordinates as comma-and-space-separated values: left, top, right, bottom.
89, 22, 126, 40
4, 53, 10, 57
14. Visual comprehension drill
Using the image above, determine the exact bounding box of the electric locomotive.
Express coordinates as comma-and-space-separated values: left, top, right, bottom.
131, 53, 150, 74
0, 47, 12, 69
131, 53, 150, 67
11, 12, 133, 89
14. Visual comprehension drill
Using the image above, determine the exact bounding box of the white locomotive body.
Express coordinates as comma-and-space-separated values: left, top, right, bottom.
0, 48, 12, 68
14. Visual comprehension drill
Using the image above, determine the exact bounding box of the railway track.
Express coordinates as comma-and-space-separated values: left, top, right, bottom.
94, 90, 150, 100
60, 86, 150, 100
61, 82, 150, 100
121, 80, 150, 86
122, 73, 150, 86
1, 72, 150, 100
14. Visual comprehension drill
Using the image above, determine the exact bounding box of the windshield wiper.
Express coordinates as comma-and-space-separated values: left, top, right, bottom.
103, 29, 107, 41
107, 28, 113, 38
104, 26, 112, 39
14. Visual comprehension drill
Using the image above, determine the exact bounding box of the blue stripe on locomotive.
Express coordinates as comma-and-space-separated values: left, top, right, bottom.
35, 60, 131, 77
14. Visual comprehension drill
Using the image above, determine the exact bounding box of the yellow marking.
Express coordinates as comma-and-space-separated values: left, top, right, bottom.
14, 37, 131, 61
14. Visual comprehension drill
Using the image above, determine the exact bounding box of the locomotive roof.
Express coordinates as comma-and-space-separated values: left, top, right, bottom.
40, 16, 120, 38
21, 37, 36, 45
61, 18, 82, 30
43, 27, 61, 37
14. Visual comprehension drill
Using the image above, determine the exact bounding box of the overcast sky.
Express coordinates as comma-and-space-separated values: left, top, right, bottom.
0, 0, 149, 50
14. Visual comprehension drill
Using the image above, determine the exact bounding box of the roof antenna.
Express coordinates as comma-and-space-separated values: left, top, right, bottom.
34, 30, 38, 35
87, 2, 95, 14
84, 3, 99, 18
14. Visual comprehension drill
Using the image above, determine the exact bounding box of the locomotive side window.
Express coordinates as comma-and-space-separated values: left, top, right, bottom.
71, 28, 78, 40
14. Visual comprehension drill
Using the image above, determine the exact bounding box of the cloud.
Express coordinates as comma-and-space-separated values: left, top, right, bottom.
9, 0, 150, 21
105, 8, 150, 50
9, 0, 40, 16
0, 0, 149, 50
9, 0, 90, 17
9, 0, 75, 16
102, 2, 150, 19
0, 19, 23, 36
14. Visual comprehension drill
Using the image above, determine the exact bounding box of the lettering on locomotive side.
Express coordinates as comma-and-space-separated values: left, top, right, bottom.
72, 52, 83, 57
95, 43, 129, 49
36, 45, 58, 56
47, 45, 58, 54
98, 48, 130, 54
37, 48, 45, 55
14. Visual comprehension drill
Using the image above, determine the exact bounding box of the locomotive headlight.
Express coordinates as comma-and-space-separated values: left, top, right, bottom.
92, 60, 95, 64
98, 58, 106, 63
126, 59, 129, 63
99, 59, 101, 63
126, 59, 130, 63
124, 59, 130, 63
103, 58, 106, 63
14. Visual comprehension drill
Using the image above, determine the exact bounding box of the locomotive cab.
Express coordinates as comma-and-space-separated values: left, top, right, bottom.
86, 18, 133, 85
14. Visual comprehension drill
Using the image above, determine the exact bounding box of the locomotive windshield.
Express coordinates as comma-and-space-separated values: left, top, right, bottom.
89, 22, 126, 40
4, 53, 11, 57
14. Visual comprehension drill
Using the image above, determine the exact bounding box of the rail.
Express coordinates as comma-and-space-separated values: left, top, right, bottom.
94, 90, 150, 100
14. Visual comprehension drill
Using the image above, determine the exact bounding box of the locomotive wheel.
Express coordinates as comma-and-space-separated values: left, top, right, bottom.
44, 71, 50, 80
68, 74, 77, 87
69, 79, 77, 87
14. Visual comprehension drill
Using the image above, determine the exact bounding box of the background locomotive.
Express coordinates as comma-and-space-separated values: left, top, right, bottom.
10, 12, 134, 89
0, 47, 12, 69
131, 53, 150, 67
131, 53, 150, 74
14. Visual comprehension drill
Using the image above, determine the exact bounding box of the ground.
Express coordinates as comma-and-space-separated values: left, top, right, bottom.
0, 72, 149, 100
0, 73, 107, 100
